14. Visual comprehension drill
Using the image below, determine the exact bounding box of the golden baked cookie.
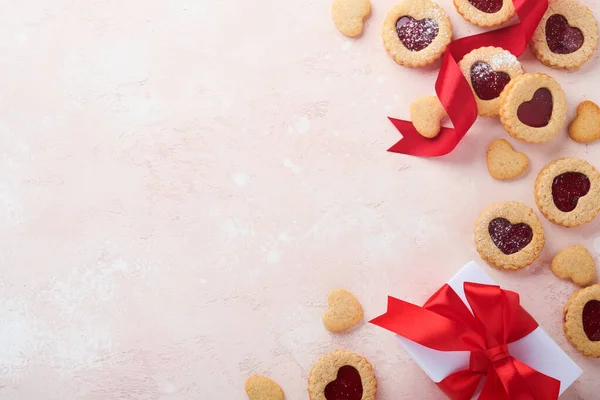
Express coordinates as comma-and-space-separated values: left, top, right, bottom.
308, 350, 376, 400
552, 245, 596, 286
453, 0, 515, 27
409, 95, 447, 138
569, 101, 600, 143
382, 0, 452, 68
534, 158, 600, 227
245, 376, 285, 400
323, 289, 363, 333
486, 139, 529, 180
474, 201, 545, 270
332, 0, 371, 37
499, 73, 567, 143
531, 0, 599, 70
564, 285, 600, 357
459, 47, 524, 116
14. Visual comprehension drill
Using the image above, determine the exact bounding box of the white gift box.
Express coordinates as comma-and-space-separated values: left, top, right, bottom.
398, 261, 582, 398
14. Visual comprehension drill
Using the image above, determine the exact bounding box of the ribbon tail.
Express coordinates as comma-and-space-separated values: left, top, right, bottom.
387, 118, 461, 157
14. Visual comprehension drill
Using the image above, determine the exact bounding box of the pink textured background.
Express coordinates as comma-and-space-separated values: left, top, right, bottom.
0, 0, 599, 398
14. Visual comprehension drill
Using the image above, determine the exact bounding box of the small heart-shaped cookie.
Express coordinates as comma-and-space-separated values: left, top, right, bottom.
552, 245, 596, 286
322, 289, 363, 332
486, 139, 529, 180
245, 376, 284, 400
331, 0, 371, 37
569, 101, 600, 143
409, 96, 447, 139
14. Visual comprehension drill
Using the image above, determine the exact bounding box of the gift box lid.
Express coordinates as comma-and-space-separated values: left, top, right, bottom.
398, 261, 582, 397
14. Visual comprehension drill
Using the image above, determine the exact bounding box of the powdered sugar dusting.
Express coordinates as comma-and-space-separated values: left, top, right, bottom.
396, 17, 439, 52
487, 49, 520, 71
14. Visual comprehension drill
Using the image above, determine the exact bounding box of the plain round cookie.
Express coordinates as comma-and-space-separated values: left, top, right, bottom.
474, 201, 545, 270
308, 350, 376, 400
382, 0, 452, 68
499, 73, 567, 143
564, 285, 600, 357
534, 158, 600, 227
531, 0, 599, 70
453, 0, 515, 27
459, 46, 524, 116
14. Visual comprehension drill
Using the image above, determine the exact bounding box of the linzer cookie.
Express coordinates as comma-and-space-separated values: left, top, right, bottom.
308, 350, 376, 400
531, 0, 598, 70
564, 285, 600, 357
382, 0, 452, 68
534, 158, 600, 227
499, 73, 567, 143
474, 201, 545, 270
453, 0, 515, 27
459, 47, 524, 116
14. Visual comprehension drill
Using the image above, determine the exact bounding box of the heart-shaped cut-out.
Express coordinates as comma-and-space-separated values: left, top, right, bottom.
331, 0, 371, 38
323, 289, 363, 332
583, 300, 600, 341
486, 139, 529, 180
551, 245, 596, 286
517, 88, 553, 128
324, 366, 363, 400
470, 62, 511, 101
569, 101, 600, 143
545, 14, 584, 55
552, 172, 590, 212
396, 16, 439, 52
468, 0, 503, 13
488, 218, 533, 255
245, 376, 284, 400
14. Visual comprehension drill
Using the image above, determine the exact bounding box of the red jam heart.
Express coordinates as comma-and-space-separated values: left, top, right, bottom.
545, 14, 585, 55
468, 0, 503, 13
396, 16, 439, 52
583, 300, 600, 341
324, 365, 363, 400
488, 218, 533, 255
470, 62, 511, 101
552, 172, 590, 212
517, 88, 553, 128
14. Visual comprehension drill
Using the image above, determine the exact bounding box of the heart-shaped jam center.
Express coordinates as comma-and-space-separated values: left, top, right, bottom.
488, 218, 533, 255
324, 365, 363, 400
468, 0, 503, 13
552, 172, 590, 212
517, 88, 553, 128
396, 16, 439, 52
545, 14, 584, 55
470, 62, 511, 101
583, 300, 600, 341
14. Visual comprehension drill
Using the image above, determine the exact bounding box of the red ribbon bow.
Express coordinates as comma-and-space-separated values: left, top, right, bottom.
388, 0, 549, 157
370, 282, 561, 399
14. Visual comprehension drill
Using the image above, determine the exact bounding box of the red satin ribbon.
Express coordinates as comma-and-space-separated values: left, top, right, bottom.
370, 282, 561, 399
388, 0, 549, 157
